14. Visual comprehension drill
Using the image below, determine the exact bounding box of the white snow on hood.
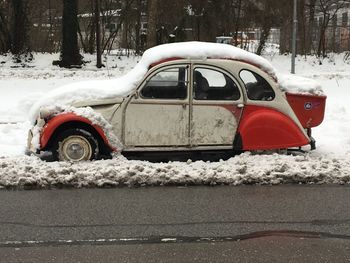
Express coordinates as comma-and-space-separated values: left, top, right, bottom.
29, 42, 277, 121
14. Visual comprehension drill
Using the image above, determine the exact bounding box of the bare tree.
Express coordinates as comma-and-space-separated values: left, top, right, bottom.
0, 1, 12, 53
147, 0, 158, 48
56, 0, 82, 67
77, 0, 95, 54
101, 0, 134, 53
95, 0, 102, 68
233, 0, 242, 46
134, 0, 142, 54
10, 0, 30, 56
305, 0, 317, 54
316, 0, 350, 57
243, 0, 281, 55
297, 0, 307, 55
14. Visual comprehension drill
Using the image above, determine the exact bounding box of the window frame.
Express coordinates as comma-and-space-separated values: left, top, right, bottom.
192, 65, 242, 102
239, 69, 276, 102
139, 65, 189, 101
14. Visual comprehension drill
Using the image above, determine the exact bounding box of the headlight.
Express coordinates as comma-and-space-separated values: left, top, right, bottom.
39, 111, 45, 120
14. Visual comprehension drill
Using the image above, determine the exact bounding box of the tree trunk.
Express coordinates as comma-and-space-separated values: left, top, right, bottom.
11, 0, 30, 55
280, 18, 292, 54
317, 23, 326, 57
305, 0, 316, 54
134, 0, 142, 55
58, 0, 82, 68
147, 0, 158, 48
85, 0, 96, 54
331, 16, 337, 52
256, 1, 273, 56
297, 0, 306, 55
121, 0, 130, 49
233, 0, 242, 46
0, 10, 11, 53
256, 25, 271, 55
95, 0, 102, 68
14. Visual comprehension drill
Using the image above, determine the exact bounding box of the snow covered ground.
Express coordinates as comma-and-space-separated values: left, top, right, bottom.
1, 50, 350, 188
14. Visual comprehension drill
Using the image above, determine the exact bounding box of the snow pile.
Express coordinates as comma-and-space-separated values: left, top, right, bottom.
29, 42, 278, 121
0, 53, 138, 123
0, 152, 349, 188
0, 122, 30, 156
278, 73, 325, 96
30, 105, 122, 151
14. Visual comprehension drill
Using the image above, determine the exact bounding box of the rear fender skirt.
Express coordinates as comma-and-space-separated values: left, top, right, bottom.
40, 113, 114, 151
238, 105, 310, 150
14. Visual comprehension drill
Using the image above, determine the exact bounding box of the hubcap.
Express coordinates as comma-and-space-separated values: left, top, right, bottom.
59, 135, 92, 162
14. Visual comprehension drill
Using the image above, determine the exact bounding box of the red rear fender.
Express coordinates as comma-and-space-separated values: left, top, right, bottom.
238, 105, 309, 150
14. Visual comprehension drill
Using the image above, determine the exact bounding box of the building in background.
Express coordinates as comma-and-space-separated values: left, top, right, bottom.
314, 6, 350, 52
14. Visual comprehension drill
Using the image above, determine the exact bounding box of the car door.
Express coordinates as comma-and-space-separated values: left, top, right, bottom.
124, 65, 190, 147
190, 65, 244, 146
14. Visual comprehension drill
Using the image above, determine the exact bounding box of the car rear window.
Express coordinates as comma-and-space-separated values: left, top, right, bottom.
240, 70, 275, 101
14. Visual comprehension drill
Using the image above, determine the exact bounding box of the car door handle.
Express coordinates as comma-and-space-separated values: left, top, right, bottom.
237, 104, 244, 108
182, 104, 187, 109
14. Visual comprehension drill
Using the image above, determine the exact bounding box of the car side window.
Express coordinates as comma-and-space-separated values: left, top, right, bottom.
239, 70, 275, 101
193, 68, 241, 101
140, 67, 188, 99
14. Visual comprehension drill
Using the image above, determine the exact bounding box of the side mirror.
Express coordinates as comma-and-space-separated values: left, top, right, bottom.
134, 91, 139, 99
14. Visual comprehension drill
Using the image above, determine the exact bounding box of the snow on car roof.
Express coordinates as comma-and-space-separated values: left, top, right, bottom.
29, 42, 277, 121
143, 42, 277, 76
29, 41, 322, 121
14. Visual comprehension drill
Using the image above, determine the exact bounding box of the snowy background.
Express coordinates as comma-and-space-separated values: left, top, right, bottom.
1, 50, 350, 188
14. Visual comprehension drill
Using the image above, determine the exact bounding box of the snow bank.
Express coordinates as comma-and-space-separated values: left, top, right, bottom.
29, 42, 278, 121
278, 73, 325, 96
0, 122, 30, 156
0, 153, 349, 189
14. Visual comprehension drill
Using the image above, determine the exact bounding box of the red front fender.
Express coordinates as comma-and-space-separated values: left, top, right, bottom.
238, 105, 310, 150
40, 113, 115, 151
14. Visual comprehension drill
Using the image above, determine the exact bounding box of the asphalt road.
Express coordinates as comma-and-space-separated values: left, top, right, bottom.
0, 185, 350, 262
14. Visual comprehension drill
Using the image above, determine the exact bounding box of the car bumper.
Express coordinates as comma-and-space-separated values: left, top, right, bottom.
25, 146, 54, 161
26, 128, 54, 161
310, 136, 316, 150
26, 129, 34, 152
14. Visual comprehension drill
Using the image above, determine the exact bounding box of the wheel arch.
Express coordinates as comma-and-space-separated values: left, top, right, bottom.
41, 114, 114, 155
238, 106, 310, 150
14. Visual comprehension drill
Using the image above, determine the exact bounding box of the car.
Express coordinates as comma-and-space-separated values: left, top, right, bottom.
27, 42, 326, 162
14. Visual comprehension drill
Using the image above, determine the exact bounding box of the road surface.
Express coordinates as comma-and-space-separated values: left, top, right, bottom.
0, 185, 349, 262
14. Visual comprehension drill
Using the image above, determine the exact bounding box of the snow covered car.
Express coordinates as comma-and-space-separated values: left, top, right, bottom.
27, 42, 326, 161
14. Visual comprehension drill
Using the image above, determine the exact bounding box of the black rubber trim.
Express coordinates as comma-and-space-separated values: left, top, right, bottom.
233, 132, 243, 151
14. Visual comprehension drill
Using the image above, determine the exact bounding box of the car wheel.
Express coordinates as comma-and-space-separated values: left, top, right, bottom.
53, 128, 99, 162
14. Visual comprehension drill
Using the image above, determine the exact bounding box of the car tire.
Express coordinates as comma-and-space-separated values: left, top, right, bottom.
52, 128, 99, 162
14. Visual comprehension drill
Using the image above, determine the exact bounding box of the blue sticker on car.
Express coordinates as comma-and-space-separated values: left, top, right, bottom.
304, 102, 312, 110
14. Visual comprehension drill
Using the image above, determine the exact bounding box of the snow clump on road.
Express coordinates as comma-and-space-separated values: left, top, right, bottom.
0, 152, 349, 189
